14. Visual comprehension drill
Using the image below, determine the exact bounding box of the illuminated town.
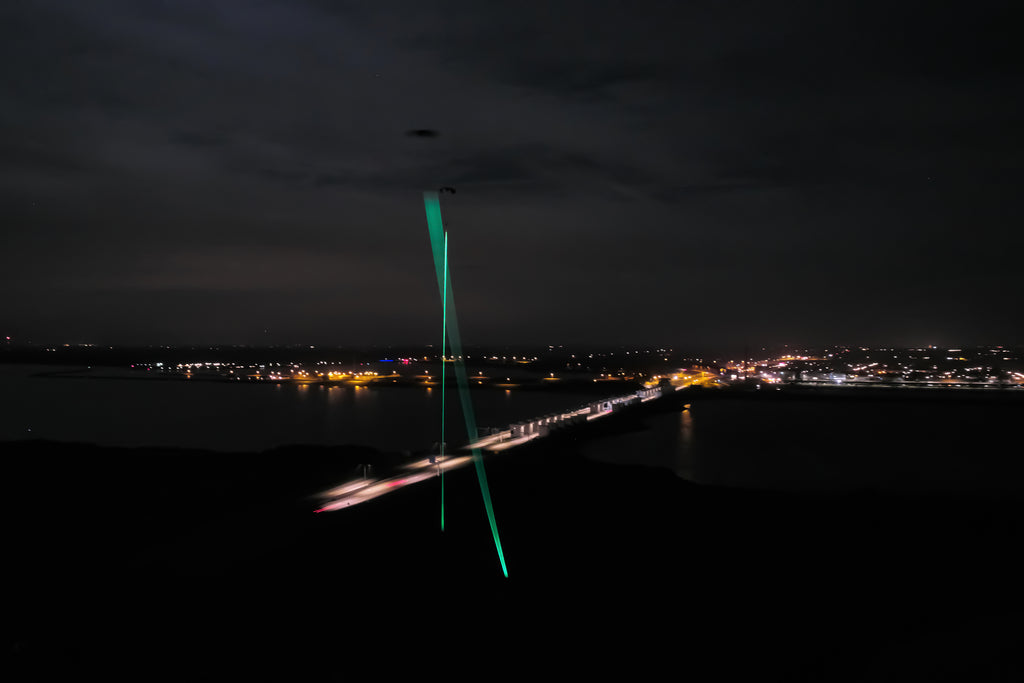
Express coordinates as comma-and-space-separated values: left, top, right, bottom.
134, 344, 1024, 390
9, 341, 1022, 390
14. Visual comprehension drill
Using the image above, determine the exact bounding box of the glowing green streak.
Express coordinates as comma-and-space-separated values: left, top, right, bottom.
440, 233, 447, 532
423, 192, 508, 577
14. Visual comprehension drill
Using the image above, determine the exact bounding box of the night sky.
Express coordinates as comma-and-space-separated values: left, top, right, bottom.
2, 1, 1022, 350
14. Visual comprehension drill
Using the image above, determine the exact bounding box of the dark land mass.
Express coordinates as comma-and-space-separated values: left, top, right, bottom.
0, 343, 688, 371
7, 405, 1024, 680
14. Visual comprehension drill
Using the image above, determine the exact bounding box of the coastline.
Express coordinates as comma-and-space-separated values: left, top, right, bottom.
22, 361, 1024, 400
25, 365, 653, 396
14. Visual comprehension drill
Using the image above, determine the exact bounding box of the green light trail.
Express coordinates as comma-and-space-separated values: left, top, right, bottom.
440, 232, 447, 532
423, 191, 508, 577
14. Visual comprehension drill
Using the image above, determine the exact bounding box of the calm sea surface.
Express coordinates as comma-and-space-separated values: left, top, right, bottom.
579, 395, 1023, 496
4, 364, 1021, 496
0, 365, 599, 453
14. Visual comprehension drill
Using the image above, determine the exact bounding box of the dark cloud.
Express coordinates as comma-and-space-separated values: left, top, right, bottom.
1, 0, 1022, 347
169, 130, 229, 148
0, 142, 88, 174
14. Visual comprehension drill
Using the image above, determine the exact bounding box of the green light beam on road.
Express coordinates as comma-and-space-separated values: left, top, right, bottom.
423, 191, 508, 577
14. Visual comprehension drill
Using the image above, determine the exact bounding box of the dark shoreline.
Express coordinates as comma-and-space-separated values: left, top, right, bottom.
682, 383, 1024, 406
8, 431, 1024, 679
23, 363, 1024, 408
24, 365, 652, 394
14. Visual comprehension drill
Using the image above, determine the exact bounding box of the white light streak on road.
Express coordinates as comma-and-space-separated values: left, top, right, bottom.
315, 455, 473, 513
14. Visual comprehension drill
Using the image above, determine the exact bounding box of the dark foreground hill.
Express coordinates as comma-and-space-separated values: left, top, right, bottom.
6, 437, 1024, 681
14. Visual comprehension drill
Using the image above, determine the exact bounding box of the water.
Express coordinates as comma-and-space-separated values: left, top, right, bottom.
5, 364, 1021, 496
579, 396, 1024, 496
0, 364, 600, 453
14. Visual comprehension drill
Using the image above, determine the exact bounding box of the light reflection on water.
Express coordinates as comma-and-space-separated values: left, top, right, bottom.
675, 408, 696, 482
